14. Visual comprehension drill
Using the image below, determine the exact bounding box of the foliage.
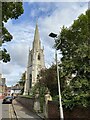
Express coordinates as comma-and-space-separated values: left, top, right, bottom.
38, 65, 58, 97
62, 77, 90, 109
30, 64, 60, 111
30, 80, 47, 112
18, 80, 25, 95
18, 71, 26, 95
55, 10, 90, 109
52, 95, 59, 101
21, 71, 26, 81
1, 48, 10, 62
1, 2, 24, 62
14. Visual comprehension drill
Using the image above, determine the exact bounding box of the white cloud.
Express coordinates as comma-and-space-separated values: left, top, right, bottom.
39, 2, 87, 31
7, 43, 28, 67
2, 62, 26, 86
4, 0, 89, 3
2, 63, 14, 75
37, 2, 87, 69
30, 9, 37, 17
2, 2, 87, 86
2, 20, 35, 86
25, 0, 89, 2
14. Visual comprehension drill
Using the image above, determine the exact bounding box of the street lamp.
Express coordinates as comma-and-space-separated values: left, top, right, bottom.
49, 32, 64, 119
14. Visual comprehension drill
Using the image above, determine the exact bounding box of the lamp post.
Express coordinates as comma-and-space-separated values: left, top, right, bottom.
49, 32, 64, 119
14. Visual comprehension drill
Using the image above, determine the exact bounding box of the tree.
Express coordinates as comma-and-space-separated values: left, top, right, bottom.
30, 65, 58, 97
1, 2, 24, 62
37, 65, 58, 97
29, 65, 58, 111
21, 71, 26, 80
55, 10, 90, 109
18, 71, 26, 95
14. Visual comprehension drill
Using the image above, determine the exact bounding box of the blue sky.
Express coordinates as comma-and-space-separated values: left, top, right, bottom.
2, 2, 88, 86
12, 2, 87, 24
12, 2, 57, 25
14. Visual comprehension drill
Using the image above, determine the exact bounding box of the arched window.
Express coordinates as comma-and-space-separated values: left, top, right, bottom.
38, 53, 40, 60
31, 54, 33, 62
29, 74, 32, 88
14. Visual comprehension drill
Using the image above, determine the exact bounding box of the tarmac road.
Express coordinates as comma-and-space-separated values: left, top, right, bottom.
0, 99, 44, 119
0, 99, 2, 120
0, 99, 15, 119
2, 103, 10, 118
13, 99, 43, 120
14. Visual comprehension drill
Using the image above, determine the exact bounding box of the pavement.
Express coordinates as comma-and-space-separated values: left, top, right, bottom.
0, 99, 2, 120
9, 104, 16, 119
12, 99, 44, 120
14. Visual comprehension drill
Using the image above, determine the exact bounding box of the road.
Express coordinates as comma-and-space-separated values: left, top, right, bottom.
0, 99, 43, 119
0, 99, 2, 119
2, 104, 10, 118
0, 99, 15, 119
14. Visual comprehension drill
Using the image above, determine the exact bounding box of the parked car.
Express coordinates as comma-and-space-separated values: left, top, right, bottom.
2, 96, 13, 104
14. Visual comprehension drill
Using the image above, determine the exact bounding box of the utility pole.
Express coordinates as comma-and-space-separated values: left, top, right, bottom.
49, 32, 64, 119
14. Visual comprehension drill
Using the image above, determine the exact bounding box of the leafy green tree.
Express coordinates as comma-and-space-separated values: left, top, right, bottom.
18, 71, 26, 95
21, 71, 26, 80
30, 80, 47, 112
37, 65, 58, 97
30, 64, 58, 98
30, 64, 65, 110
1, 2, 24, 62
55, 10, 90, 109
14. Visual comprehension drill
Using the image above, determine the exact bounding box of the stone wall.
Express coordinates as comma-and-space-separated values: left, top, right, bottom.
15, 96, 90, 119
16, 96, 34, 112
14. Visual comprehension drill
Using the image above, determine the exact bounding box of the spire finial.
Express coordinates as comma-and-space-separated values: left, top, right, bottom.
35, 17, 39, 31
36, 17, 38, 25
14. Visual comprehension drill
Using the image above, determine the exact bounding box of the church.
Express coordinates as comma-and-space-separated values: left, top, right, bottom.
23, 23, 45, 95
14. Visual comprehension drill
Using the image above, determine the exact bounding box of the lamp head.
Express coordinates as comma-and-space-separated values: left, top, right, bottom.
49, 32, 57, 38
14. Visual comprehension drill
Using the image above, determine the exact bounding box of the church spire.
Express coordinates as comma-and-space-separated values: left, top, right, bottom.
23, 21, 45, 93
33, 23, 41, 50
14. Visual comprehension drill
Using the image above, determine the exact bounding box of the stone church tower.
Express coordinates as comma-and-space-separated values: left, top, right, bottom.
23, 23, 45, 95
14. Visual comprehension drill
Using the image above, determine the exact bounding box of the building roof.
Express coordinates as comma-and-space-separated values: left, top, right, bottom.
11, 85, 21, 90
7, 87, 11, 90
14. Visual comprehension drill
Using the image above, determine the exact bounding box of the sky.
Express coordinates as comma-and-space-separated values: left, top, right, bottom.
1, 1, 88, 86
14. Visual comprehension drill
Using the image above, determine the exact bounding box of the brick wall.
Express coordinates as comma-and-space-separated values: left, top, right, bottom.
47, 101, 90, 119
64, 106, 90, 119
48, 101, 59, 118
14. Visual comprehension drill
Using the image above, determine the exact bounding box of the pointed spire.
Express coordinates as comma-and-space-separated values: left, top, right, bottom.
33, 22, 41, 50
